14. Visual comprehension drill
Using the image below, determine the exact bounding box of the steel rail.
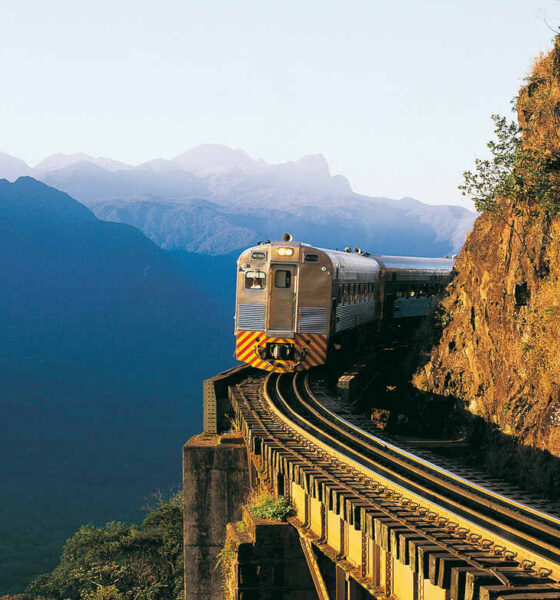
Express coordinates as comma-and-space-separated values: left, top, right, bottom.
304, 372, 560, 530
269, 371, 560, 564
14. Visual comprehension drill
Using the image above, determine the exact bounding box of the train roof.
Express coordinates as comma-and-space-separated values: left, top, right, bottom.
240, 240, 455, 275
317, 248, 454, 273
319, 247, 381, 277
370, 255, 455, 273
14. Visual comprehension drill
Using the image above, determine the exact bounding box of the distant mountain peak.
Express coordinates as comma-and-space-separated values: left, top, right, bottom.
0, 151, 31, 181
279, 154, 331, 178
34, 153, 94, 171
171, 144, 256, 175
0, 176, 95, 224
34, 153, 130, 173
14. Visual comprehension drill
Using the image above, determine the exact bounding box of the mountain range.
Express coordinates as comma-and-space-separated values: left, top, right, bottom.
0, 145, 476, 592
0, 146, 475, 257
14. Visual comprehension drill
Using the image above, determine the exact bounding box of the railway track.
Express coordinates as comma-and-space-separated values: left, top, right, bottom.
271, 370, 560, 561
230, 368, 560, 597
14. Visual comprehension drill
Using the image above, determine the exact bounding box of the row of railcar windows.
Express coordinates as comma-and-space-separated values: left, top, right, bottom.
337, 282, 376, 305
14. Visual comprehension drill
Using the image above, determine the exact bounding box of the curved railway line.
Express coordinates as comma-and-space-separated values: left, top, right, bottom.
230, 368, 560, 597
272, 371, 560, 561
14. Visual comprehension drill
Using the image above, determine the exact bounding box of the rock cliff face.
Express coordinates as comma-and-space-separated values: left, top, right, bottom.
414, 39, 560, 458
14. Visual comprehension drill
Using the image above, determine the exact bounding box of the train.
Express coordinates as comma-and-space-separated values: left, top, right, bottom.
234, 234, 455, 372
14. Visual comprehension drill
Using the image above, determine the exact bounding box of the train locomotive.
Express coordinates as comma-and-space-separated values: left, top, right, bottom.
234, 235, 454, 372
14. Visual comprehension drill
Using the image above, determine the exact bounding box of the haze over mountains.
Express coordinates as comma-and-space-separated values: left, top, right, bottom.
0, 145, 475, 257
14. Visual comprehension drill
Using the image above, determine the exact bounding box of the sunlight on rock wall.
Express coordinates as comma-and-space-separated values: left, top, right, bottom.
414, 37, 560, 457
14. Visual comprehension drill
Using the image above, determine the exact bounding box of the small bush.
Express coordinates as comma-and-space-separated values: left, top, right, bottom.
247, 495, 292, 521
235, 521, 248, 533
215, 540, 236, 572
436, 308, 452, 330
215, 540, 237, 600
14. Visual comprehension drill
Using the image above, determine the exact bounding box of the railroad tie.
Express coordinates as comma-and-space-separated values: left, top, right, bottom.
480, 585, 560, 600
409, 537, 467, 575
374, 517, 403, 552
465, 570, 555, 600
494, 593, 560, 600
452, 569, 498, 600
432, 551, 497, 589
390, 526, 416, 560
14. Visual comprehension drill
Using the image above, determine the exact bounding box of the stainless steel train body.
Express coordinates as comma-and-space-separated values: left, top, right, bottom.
234, 237, 454, 372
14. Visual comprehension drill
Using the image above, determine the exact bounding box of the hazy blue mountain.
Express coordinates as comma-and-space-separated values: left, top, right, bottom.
0, 151, 31, 180
0, 177, 232, 592
0, 177, 228, 371
34, 152, 131, 172
90, 195, 471, 257
170, 143, 257, 175
40, 161, 208, 204
41, 152, 473, 255
0, 148, 475, 256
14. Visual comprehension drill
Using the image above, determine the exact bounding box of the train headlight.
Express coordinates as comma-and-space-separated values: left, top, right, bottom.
277, 247, 294, 256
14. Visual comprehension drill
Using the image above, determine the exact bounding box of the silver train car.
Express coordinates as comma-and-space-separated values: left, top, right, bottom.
234, 235, 454, 372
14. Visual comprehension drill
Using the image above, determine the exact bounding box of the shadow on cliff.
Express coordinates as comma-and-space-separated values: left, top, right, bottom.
355, 316, 560, 500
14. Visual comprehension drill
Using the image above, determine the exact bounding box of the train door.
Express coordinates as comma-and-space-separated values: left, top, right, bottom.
268, 265, 296, 331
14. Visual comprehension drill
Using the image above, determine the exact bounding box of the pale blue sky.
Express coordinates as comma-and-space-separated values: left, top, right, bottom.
1, 0, 560, 207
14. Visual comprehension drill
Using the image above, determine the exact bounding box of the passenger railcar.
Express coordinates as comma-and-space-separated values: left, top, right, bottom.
234, 235, 454, 372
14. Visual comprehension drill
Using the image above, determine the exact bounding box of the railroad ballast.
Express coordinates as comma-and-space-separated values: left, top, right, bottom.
234, 234, 454, 372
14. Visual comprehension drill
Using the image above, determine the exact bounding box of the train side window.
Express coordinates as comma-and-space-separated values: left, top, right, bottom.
245, 270, 266, 289
338, 286, 343, 304
275, 270, 292, 288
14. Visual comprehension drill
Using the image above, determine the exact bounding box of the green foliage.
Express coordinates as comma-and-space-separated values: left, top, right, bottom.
235, 521, 248, 533
214, 540, 236, 573
26, 493, 184, 600
459, 114, 560, 215
436, 307, 452, 330
459, 115, 520, 213
247, 495, 292, 521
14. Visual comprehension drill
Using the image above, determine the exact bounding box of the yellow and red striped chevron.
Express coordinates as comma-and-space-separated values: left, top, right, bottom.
235, 331, 328, 372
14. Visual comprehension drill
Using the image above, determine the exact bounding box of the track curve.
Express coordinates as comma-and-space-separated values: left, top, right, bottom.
263, 370, 560, 566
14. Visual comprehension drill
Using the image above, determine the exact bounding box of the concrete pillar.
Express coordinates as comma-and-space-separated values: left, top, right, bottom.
183, 433, 250, 600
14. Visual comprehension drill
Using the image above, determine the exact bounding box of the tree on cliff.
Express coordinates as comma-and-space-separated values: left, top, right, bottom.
460, 110, 560, 216
22, 493, 183, 600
